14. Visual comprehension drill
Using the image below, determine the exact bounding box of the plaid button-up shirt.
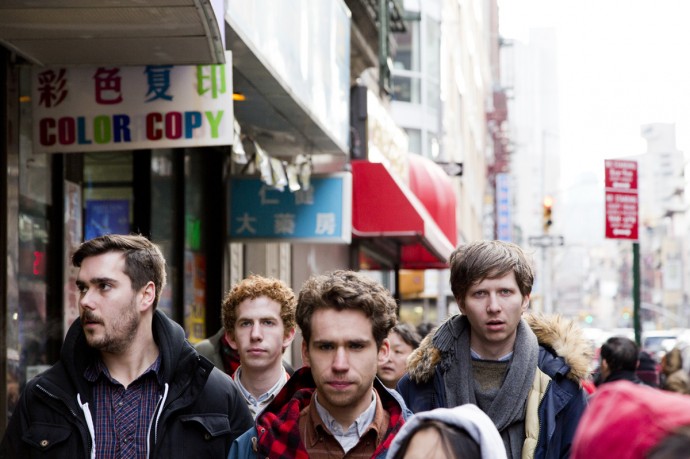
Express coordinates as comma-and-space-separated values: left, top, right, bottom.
84, 356, 162, 459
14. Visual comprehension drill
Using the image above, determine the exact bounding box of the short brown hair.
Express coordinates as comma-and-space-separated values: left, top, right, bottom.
221, 275, 297, 339
72, 234, 167, 309
449, 240, 534, 306
296, 270, 397, 348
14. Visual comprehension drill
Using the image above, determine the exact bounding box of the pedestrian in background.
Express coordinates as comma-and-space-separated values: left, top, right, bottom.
221, 274, 297, 418
397, 240, 590, 459
229, 269, 410, 459
571, 380, 690, 459
378, 322, 422, 390
596, 335, 643, 387
0, 234, 253, 458
660, 347, 690, 395
386, 404, 507, 459
636, 350, 661, 388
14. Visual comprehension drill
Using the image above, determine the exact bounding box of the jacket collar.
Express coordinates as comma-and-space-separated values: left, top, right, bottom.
407, 313, 592, 385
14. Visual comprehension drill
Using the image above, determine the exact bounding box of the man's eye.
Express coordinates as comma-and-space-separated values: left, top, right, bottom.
318, 344, 334, 351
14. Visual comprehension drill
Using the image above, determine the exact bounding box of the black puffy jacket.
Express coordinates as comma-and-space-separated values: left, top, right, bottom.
0, 310, 253, 458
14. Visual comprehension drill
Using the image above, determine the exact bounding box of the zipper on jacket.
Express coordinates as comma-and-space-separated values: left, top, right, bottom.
36, 384, 93, 455
535, 379, 552, 457
146, 382, 169, 459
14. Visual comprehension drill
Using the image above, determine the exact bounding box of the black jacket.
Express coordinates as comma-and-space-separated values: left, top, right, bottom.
0, 310, 253, 458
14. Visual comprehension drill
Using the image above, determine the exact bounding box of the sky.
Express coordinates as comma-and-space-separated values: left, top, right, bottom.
498, 0, 690, 188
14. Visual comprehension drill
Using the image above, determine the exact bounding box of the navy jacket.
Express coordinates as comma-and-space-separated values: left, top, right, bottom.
397, 314, 589, 459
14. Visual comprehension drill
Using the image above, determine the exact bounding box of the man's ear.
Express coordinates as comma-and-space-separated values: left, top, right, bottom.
521, 294, 530, 313
456, 296, 465, 314
139, 281, 156, 312
283, 327, 297, 348
225, 330, 238, 351
377, 338, 390, 365
301, 339, 311, 367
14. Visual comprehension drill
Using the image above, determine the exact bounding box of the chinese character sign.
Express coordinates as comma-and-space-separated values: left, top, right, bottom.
605, 159, 639, 240
32, 51, 233, 153
228, 173, 352, 244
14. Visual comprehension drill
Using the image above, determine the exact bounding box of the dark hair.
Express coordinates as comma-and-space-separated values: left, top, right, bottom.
449, 240, 534, 306
72, 234, 167, 309
393, 323, 422, 349
601, 336, 639, 372
647, 425, 690, 459
221, 274, 297, 339
416, 322, 436, 340
296, 270, 397, 348
391, 420, 481, 459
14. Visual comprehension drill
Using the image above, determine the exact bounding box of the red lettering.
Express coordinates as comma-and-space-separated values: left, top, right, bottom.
58, 117, 75, 145
39, 118, 56, 146
146, 112, 163, 140
165, 112, 183, 140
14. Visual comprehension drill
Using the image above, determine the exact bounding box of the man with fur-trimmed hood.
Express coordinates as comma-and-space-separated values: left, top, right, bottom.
397, 240, 590, 459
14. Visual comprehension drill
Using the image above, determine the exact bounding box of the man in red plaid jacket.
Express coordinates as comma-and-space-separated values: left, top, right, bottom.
228, 270, 411, 459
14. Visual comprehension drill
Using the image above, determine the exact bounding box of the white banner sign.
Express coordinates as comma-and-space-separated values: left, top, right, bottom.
32, 52, 233, 153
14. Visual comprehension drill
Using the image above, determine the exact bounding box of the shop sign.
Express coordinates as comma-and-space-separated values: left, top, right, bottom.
32, 51, 233, 153
228, 173, 352, 243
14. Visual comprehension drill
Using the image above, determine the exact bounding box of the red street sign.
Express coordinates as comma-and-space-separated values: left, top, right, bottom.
605, 159, 638, 240
605, 159, 638, 190
605, 190, 639, 240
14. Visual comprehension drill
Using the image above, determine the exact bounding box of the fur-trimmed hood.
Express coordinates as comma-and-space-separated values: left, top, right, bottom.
406, 313, 592, 385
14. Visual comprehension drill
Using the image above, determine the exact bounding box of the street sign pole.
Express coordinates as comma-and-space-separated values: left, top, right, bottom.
633, 242, 641, 346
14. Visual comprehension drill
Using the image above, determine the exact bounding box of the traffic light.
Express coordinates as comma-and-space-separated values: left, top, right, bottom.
542, 196, 553, 233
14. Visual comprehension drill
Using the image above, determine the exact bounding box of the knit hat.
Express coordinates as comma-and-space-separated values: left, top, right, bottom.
386, 404, 507, 459
571, 380, 690, 459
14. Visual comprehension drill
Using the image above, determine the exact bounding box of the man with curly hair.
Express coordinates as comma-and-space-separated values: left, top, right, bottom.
229, 270, 411, 459
220, 275, 297, 419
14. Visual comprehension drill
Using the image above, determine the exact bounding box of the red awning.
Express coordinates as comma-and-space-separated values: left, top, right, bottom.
351, 160, 455, 266
401, 154, 458, 269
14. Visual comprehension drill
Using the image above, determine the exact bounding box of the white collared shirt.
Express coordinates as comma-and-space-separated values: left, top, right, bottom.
314, 389, 377, 453
233, 366, 288, 419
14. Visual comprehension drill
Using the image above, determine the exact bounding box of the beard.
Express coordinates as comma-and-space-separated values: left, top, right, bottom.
82, 297, 140, 354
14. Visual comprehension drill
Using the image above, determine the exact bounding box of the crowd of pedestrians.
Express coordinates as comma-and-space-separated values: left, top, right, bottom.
3, 234, 690, 458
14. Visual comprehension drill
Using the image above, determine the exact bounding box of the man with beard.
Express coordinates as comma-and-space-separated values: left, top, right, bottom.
0, 234, 253, 458
228, 270, 411, 459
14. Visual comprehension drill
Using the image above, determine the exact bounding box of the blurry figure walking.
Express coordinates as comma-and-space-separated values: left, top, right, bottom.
660, 347, 690, 394
386, 404, 507, 459
378, 323, 422, 390
572, 380, 690, 459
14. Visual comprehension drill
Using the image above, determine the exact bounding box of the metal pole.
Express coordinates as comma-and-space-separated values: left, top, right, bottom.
633, 242, 641, 346
378, 0, 389, 94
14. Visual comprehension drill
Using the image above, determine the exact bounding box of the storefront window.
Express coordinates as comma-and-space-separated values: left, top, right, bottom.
83, 152, 134, 239
7, 66, 53, 421
151, 150, 179, 319
182, 150, 208, 343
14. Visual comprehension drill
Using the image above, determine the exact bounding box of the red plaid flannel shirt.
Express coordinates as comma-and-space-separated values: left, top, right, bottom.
254, 367, 406, 459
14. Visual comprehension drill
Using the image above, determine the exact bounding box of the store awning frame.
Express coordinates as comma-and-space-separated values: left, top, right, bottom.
0, 0, 226, 66
351, 160, 455, 266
